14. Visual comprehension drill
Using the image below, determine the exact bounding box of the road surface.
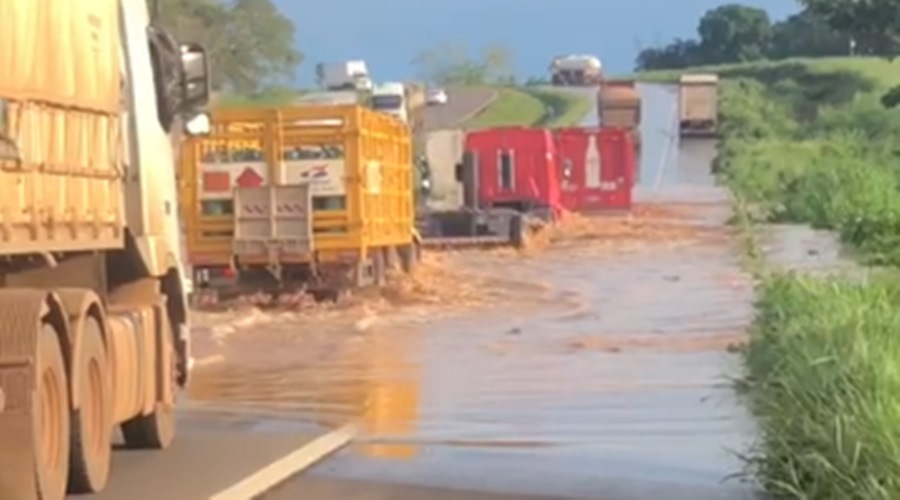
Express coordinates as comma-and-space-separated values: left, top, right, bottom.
422, 87, 497, 131
70, 409, 336, 500
79, 84, 766, 500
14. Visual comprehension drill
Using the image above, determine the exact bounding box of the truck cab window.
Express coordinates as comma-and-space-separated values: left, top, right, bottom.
147, 25, 182, 131
498, 150, 514, 190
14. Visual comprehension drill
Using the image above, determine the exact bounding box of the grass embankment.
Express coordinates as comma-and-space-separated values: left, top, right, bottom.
463, 87, 591, 128
655, 56, 900, 498
529, 88, 594, 127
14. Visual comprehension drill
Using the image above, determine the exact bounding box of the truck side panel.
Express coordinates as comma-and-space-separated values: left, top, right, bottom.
0, 0, 121, 112
556, 128, 635, 212
0, 0, 124, 255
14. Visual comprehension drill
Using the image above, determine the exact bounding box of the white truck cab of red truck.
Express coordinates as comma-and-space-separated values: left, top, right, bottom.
0, 0, 211, 498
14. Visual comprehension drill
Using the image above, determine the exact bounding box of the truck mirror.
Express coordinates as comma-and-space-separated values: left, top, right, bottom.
179, 43, 210, 112
184, 112, 210, 136
454, 163, 463, 182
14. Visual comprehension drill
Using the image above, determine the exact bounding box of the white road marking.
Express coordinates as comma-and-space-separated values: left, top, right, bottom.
208, 423, 358, 500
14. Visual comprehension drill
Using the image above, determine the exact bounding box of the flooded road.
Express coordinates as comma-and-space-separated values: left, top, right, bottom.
185, 84, 764, 499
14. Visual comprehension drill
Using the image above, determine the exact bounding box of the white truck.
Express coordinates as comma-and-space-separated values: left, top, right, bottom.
295, 90, 360, 106
316, 60, 373, 92
0, 0, 210, 499
678, 73, 719, 137
550, 54, 603, 86
371, 82, 408, 123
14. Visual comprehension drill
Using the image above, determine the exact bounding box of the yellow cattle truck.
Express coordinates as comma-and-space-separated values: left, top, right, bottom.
181, 104, 419, 304
0, 0, 210, 499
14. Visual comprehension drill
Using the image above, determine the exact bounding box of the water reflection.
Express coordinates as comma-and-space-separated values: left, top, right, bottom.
188, 324, 422, 461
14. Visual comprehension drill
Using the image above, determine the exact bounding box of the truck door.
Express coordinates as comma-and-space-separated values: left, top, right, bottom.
232, 184, 315, 266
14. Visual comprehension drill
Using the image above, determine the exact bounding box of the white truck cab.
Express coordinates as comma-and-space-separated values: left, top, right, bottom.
371, 82, 407, 124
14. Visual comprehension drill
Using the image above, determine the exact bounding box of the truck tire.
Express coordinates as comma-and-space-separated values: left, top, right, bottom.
398, 242, 419, 273
121, 322, 175, 450
372, 249, 387, 287
509, 214, 525, 249
67, 316, 111, 494
36, 322, 71, 500
120, 396, 175, 450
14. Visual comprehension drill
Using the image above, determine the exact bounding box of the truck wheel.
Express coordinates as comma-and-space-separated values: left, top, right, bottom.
509, 215, 525, 249
398, 243, 420, 273
372, 249, 387, 286
121, 395, 175, 450
67, 316, 112, 493
121, 328, 176, 450
36, 323, 71, 500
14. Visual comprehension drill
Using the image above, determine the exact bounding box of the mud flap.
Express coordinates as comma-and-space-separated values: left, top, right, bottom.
154, 303, 175, 408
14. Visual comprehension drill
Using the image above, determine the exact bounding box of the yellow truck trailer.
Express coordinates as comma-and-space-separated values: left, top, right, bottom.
181, 104, 419, 304
678, 73, 719, 137
0, 0, 210, 498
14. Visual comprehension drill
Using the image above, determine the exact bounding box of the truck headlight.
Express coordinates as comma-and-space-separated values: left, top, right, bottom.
185, 112, 211, 136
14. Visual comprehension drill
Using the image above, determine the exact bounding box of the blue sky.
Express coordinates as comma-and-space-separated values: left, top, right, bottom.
276, 0, 801, 85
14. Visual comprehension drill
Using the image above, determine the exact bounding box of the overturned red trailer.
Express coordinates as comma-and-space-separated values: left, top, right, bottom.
416, 126, 637, 248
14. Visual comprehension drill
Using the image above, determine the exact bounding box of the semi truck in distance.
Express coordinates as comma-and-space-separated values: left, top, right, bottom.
678, 73, 719, 137
316, 60, 374, 92
598, 80, 642, 182
371, 82, 409, 123
550, 54, 603, 86
0, 0, 210, 499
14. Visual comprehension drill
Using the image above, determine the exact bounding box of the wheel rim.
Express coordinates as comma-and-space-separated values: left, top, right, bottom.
86, 357, 105, 454
40, 365, 63, 470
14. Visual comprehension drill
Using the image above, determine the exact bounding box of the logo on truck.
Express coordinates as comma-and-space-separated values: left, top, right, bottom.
300, 165, 329, 181
285, 159, 346, 196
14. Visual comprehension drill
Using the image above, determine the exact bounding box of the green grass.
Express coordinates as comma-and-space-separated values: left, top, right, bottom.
463, 87, 547, 128
629, 56, 900, 89
685, 56, 900, 498
744, 273, 900, 500
213, 88, 304, 108
463, 87, 592, 128
529, 89, 593, 127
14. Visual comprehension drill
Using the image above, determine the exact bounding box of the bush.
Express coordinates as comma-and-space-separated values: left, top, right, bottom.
716, 62, 900, 266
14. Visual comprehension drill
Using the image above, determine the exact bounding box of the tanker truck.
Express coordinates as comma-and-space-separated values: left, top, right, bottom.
550, 55, 603, 86
0, 0, 210, 499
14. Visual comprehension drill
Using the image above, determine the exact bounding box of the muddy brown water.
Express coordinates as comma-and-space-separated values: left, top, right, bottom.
186, 85, 771, 499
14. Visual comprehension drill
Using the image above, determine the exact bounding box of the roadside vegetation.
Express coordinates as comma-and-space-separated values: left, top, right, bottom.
463, 88, 545, 128
637, 1, 900, 498
530, 89, 593, 127
706, 57, 900, 500
464, 87, 591, 129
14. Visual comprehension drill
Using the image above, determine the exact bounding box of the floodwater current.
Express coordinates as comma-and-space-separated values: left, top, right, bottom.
187, 84, 769, 499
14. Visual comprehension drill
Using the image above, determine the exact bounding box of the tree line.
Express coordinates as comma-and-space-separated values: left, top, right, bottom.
635, 1, 900, 71
157, 0, 302, 95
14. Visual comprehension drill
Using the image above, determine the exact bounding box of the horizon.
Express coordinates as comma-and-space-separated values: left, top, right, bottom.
276, 0, 801, 85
